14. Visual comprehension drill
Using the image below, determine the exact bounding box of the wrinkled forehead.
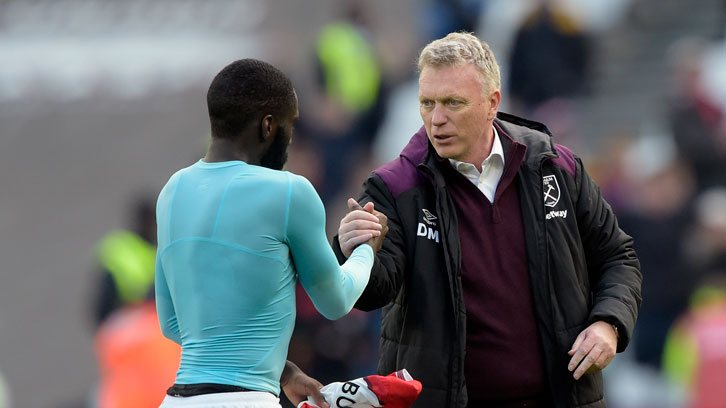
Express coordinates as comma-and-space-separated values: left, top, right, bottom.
418, 64, 483, 96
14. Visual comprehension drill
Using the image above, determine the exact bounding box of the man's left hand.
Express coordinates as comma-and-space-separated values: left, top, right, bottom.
567, 321, 618, 380
281, 361, 329, 408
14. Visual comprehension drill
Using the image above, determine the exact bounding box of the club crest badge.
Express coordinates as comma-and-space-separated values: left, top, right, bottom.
542, 175, 560, 207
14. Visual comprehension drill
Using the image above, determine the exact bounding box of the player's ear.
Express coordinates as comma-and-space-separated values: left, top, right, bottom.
259, 114, 274, 142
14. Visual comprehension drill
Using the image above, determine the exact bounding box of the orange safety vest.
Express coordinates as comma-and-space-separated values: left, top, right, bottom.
94, 301, 181, 408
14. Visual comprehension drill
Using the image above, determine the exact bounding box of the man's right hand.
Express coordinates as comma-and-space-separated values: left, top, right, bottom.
339, 198, 388, 258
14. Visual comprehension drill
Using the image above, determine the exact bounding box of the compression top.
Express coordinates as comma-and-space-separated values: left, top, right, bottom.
155, 159, 373, 395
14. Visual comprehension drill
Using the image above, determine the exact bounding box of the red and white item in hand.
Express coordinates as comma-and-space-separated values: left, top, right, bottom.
297, 369, 422, 408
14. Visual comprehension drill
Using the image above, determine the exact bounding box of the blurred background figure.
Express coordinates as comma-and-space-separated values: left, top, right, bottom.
666, 37, 726, 193
682, 188, 726, 286
91, 195, 157, 327
419, 0, 483, 43
507, 0, 592, 122
662, 274, 726, 408
299, 1, 386, 206
93, 300, 181, 408
617, 134, 698, 370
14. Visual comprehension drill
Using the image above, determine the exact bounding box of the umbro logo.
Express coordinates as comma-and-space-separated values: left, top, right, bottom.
422, 208, 437, 226
417, 209, 440, 243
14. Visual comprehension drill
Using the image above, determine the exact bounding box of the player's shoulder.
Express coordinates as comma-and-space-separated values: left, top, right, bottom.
245, 170, 323, 213
159, 167, 186, 195
225, 167, 315, 195
285, 171, 319, 198
224, 164, 284, 185
164, 160, 203, 182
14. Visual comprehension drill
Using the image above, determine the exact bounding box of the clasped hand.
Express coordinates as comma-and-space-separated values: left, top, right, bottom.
338, 198, 388, 258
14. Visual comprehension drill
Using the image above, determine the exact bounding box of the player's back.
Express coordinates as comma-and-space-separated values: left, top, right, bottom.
155, 159, 297, 393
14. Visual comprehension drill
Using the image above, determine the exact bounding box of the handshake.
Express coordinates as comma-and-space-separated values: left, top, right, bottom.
338, 198, 389, 257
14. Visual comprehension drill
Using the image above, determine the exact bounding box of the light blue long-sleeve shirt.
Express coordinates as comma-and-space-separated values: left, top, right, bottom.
155, 159, 373, 395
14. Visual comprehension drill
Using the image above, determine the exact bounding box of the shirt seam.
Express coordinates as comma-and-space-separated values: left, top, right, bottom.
283, 172, 292, 243
167, 173, 183, 244
159, 237, 288, 266
212, 177, 237, 238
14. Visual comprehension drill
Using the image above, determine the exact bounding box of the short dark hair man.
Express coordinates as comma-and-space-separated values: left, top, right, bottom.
337, 32, 642, 408
155, 59, 387, 408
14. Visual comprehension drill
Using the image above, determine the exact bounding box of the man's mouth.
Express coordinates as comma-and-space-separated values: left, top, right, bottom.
433, 134, 454, 143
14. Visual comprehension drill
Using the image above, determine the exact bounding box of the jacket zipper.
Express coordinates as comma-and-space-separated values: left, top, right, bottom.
537, 158, 564, 407
421, 162, 461, 407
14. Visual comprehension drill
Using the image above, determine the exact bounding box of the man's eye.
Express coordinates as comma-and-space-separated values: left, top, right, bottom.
449, 100, 460, 107
421, 100, 432, 107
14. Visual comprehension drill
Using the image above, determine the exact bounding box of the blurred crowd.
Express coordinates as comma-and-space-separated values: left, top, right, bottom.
280, 1, 726, 407
3, 0, 721, 407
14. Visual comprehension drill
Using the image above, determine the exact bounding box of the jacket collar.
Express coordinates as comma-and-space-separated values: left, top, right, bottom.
494, 112, 558, 168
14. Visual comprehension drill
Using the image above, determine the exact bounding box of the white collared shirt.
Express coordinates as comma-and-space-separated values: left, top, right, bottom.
449, 126, 505, 203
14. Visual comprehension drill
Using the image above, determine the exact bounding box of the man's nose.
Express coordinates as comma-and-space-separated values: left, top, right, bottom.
431, 105, 447, 126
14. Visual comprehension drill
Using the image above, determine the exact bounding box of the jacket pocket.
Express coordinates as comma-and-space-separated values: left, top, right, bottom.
555, 324, 605, 407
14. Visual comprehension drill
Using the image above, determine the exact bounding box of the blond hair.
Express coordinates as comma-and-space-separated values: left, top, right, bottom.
417, 32, 501, 94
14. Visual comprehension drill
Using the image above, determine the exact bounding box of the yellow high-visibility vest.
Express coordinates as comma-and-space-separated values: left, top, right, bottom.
97, 230, 156, 304
316, 22, 381, 113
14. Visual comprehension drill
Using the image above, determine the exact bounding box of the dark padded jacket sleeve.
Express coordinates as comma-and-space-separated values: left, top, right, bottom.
575, 157, 642, 352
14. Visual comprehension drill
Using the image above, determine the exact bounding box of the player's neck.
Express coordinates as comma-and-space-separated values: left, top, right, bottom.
204, 138, 257, 164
